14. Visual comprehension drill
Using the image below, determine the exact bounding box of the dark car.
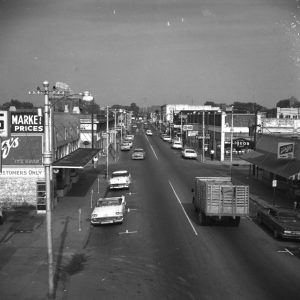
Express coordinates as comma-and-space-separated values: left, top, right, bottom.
257, 207, 300, 240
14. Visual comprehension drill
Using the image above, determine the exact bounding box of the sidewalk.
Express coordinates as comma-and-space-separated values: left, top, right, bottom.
0, 153, 117, 299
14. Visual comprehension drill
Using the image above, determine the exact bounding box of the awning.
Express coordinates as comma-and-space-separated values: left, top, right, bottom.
52, 148, 101, 169
241, 150, 300, 180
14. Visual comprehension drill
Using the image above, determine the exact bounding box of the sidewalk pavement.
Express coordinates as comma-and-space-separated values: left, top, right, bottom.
0, 154, 117, 300
0, 146, 298, 299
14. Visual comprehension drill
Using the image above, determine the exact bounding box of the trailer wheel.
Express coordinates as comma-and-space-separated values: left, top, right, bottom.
232, 217, 240, 227
198, 212, 207, 226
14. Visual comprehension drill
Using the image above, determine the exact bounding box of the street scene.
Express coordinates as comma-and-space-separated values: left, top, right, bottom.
1, 0, 300, 299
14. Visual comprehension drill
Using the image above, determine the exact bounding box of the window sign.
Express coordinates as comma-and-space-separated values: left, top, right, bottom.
278, 142, 294, 159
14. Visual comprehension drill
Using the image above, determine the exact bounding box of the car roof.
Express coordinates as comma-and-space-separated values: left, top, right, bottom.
133, 148, 144, 151
112, 170, 129, 175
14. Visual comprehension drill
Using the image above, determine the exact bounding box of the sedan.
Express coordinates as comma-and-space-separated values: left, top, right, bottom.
120, 142, 131, 151
257, 206, 300, 239
146, 129, 153, 136
163, 135, 172, 142
182, 148, 198, 159
171, 141, 183, 149
131, 148, 146, 160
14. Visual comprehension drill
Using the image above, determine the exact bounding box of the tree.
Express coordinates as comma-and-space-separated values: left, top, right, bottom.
276, 97, 300, 108
0, 99, 35, 110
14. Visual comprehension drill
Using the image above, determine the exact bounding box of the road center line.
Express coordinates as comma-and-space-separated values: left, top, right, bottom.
168, 180, 198, 236
146, 136, 159, 160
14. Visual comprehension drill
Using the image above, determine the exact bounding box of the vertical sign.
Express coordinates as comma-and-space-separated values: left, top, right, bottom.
0, 111, 8, 174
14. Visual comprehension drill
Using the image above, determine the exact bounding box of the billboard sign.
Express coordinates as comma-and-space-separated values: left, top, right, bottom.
11, 112, 44, 133
277, 142, 294, 159
1, 136, 42, 165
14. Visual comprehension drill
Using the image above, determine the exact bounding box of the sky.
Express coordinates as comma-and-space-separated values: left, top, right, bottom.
0, 0, 299, 109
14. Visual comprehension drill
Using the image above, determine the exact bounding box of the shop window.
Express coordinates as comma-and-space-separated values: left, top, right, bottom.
37, 181, 46, 211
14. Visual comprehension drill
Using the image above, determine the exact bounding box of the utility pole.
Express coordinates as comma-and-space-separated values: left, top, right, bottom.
106, 106, 109, 178
202, 110, 205, 162
41, 81, 55, 298
230, 106, 234, 176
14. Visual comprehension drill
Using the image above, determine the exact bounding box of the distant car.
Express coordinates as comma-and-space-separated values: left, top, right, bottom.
163, 135, 172, 142
256, 207, 300, 239
109, 170, 131, 190
146, 129, 153, 136
171, 140, 183, 149
91, 196, 126, 225
120, 142, 131, 151
126, 134, 134, 141
182, 148, 198, 159
131, 148, 146, 160
123, 138, 133, 148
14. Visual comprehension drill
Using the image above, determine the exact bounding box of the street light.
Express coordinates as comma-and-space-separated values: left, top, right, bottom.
29, 81, 55, 298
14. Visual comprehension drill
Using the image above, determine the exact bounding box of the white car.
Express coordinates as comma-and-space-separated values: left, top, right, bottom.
182, 148, 198, 159
126, 134, 134, 141
171, 141, 183, 149
131, 148, 146, 160
120, 142, 131, 151
109, 170, 131, 190
146, 129, 153, 136
163, 135, 172, 142
91, 196, 126, 225
123, 138, 133, 148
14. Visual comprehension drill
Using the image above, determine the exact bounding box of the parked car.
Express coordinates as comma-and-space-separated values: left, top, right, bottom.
163, 135, 172, 142
182, 148, 198, 159
120, 141, 131, 151
131, 148, 146, 160
123, 138, 133, 148
91, 196, 126, 225
109, 170, 131, 190
256, 206, 300, 239
146, 129, 153, 136
171, 140, 183, 149
126, 134, 134, 141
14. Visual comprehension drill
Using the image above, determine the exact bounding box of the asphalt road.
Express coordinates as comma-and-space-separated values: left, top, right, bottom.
65, 127, 300, 300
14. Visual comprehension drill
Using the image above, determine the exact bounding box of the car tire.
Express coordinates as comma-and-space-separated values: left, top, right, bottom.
256, 214, 262, 225
273, 230, 280, 239
198, 212, 207, 226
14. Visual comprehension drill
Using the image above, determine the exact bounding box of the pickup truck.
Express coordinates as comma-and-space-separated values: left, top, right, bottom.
91, 196, 126, 225
192, 177, 249, 226
109, 170, 131, 190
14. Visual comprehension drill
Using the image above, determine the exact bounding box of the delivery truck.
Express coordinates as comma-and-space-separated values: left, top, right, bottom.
192, 177, 249, 226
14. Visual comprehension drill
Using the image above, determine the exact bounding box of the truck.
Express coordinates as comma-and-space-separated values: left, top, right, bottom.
91, 196, 126, 225
192, 177, 249, 226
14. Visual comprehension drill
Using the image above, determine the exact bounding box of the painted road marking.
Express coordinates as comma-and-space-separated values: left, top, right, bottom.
168, 180, 198, 236
119, 229, 138, 235
277, 248, 294, 256
146, 135, 159, 160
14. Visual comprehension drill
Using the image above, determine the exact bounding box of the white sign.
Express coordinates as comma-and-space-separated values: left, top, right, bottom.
0, 167, 45, 178
278, 142, 294, 159
0, 111, 8, 137
183, 124, 193, 131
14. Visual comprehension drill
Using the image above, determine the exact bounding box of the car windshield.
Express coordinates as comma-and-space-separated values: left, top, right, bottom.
112, 172, 129, 178
186, 150, 195, 153
97, 199, 122, 207
134, 149, 143, 152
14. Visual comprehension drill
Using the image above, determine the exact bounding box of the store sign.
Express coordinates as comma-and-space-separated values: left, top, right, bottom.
0, 111, 9, 137
278, 142, 294, 159
233, 138, 250, 148
0, 167, 44, 178
1, 136, 42, 165
80, 123, 97, 131
183, 124, 193, 131
11, 112, 43, 133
